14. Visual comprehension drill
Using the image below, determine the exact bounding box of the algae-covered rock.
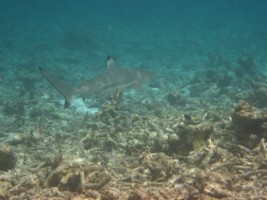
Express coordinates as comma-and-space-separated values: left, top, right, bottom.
166, 92, 187, 106
0, 145, 16, 171
232, 101, 267, 147
169, 122, 213, 155
189, 123, 213, 151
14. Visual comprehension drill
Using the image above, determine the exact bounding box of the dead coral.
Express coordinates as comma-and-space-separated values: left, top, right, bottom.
0, 180, 12, 199
140, 152, 179, 182
194, 171, 233, 198
188, 138, 230, 168
44, 164, 111, 193
180, 122, 213, 151
166, 121, 213, 155
183, 138, 267, 199
0, 145, 16, 171
92, 89, 132, 133
232, 100, 267, 147
41, 151, 63, 169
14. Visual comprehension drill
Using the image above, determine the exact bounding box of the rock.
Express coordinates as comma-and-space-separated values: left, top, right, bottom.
166, 92, 187, 106
189, 123, 213, 151
0, 145, 16, 171
255, 87, 267, 106
250, 81, 267, 107
44, 164, 111, 192
232, 101, 267, 147
169, 122, 213, 155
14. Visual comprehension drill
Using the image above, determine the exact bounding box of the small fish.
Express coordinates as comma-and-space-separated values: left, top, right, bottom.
39, 56, 155, 108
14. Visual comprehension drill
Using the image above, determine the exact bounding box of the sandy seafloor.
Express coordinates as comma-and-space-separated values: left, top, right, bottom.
1, 1, 267, 199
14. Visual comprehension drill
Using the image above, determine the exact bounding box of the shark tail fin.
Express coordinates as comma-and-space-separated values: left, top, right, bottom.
39, 68, 78, 108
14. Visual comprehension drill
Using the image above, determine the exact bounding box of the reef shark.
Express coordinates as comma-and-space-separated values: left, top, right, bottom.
39, 56, 155, 108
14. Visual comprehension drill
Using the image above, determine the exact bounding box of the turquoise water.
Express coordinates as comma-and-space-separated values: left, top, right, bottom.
1, 1, 267, 71
1, 0, 267, 108
1, 1, 267, 198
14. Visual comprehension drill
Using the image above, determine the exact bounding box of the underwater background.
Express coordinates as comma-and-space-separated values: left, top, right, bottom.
1, 0, 267, 199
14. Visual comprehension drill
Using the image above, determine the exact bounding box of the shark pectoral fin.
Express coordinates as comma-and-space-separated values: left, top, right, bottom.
39, 67, 77, 108
63, 92, 75, 108
64, 101, 71, 108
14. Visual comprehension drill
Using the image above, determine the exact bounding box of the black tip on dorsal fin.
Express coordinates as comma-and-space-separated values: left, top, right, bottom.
106, 55, 117, 69
107, 55, 112, 61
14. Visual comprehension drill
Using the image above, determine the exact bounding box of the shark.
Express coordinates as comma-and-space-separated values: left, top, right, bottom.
39, 56, 155, 108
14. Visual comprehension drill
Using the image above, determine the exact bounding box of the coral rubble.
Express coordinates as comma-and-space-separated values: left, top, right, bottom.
1, 57, 267, 199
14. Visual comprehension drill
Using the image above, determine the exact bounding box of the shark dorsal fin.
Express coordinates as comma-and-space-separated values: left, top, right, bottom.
106, 56, 117, 69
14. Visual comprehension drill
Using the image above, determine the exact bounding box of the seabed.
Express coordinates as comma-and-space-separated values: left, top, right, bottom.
1, 4, 267, 199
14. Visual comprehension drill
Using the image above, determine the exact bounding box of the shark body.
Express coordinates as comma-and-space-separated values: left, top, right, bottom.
39, 57, 155, 108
